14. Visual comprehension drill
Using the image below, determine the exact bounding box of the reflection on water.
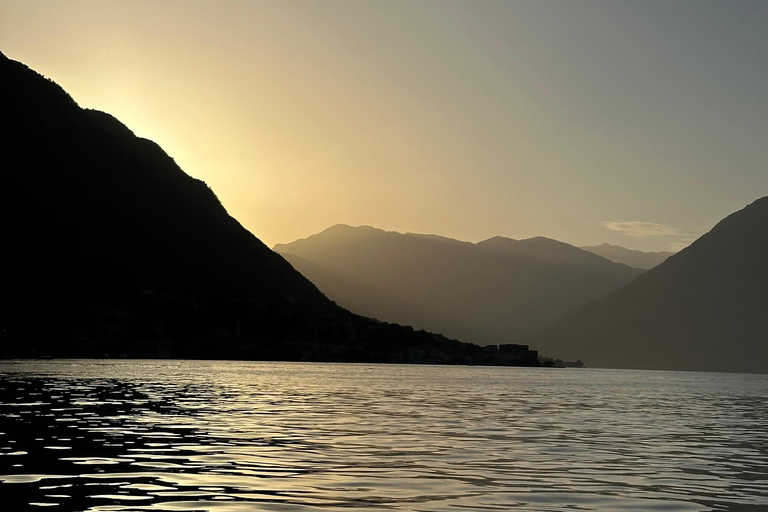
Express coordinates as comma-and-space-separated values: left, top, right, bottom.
0, 360, 767, 511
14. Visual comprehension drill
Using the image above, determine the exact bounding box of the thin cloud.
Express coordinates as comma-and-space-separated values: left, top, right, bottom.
602, 221, 678, 239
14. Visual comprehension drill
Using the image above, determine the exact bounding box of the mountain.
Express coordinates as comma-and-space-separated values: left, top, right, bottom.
275, 225, 643, 347
0, 50, 330, 357
0, 51, 537, 365
581, 244, 674, 269
528, 197, 768, 373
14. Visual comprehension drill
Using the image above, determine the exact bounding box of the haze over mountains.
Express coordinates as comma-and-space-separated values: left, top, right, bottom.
0, 51, 538, 366
528, 197, 768, 374
581, 244, 674, 269
275, 226, 643, 347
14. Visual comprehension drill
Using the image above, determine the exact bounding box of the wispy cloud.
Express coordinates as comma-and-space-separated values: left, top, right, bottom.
602, 220, 700, 251
602, 221, 678, 239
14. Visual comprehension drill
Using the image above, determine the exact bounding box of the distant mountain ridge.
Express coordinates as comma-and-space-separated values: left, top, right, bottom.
528, 197, 768, 373
581, 243, 674, 269
275, 225, 643, 346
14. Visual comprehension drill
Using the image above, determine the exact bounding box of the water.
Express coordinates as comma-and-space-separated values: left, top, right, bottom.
0, 360, 766, 512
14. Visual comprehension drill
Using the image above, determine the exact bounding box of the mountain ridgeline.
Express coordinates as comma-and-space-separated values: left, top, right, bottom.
527, 197, 768, 373
275, 226, 643, 347
581, 244, 674, 269
0, 51, 539, 366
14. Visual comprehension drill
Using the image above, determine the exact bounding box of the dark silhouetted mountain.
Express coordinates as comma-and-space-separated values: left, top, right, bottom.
528, 197, 768, 373
0, 51, 538, 365
275, 225, 643, 345
581, 243, 674, 269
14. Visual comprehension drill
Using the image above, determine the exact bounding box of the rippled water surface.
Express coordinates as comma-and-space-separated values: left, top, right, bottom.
0, 360, 767, 511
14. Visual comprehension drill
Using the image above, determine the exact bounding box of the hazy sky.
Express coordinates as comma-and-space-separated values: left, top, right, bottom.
2, 1, 767, 251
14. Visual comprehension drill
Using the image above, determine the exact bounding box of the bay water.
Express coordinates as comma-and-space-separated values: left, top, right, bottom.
0, 360, 766, 511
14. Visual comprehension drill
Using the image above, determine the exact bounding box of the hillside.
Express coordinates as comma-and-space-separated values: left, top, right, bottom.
581, 243, 674, 269
528, 197, 768, 373
0, 51, 537, 365
275, 225, 643, 346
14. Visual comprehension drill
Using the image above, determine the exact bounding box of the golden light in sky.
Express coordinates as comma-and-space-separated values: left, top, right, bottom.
2, 0, 767, 251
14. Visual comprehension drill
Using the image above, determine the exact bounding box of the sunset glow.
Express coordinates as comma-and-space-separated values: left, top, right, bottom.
3, 0, 766, 251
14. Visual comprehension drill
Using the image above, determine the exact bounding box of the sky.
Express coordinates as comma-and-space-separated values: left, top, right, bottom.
2, 1, 767, 251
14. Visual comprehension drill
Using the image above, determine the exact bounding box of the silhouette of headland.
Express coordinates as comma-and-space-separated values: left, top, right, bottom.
0, 51, 542, 367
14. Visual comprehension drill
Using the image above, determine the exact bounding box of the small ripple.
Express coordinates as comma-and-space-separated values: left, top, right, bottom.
0, 362, 767, 511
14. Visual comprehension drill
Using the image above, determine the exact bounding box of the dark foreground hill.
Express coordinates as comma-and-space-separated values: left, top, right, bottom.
528, 197, 768, 373
0, 51, 537, 366
275, 225, 643, 347
581, 244, 674, 269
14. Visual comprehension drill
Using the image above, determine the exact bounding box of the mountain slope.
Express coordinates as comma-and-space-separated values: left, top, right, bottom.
581, 244, 674, 269
0, 51, 531, 365
528, 197, 768, 373
0, 51, 337, 355
275, 225, 643, 346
